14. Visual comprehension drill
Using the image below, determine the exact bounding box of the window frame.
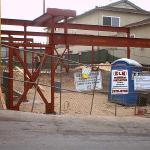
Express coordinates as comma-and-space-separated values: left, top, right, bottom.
102, 16, 120, 27
1, 47, 8, 58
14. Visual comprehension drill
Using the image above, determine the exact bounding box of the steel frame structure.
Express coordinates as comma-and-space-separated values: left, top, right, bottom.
1, 8, 150, 114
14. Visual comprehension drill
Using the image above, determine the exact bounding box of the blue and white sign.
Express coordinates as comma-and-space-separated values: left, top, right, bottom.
134, 74, 150, 90
74, 71, 102, 91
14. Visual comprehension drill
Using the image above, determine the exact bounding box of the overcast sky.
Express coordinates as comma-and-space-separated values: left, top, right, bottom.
1, 0, 150, 43
1, 0, 150, 20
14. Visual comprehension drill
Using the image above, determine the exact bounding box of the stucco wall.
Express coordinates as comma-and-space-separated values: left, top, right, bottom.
130, 25, 150, 64
107, 24, 150, 65
130, 24, 150, 38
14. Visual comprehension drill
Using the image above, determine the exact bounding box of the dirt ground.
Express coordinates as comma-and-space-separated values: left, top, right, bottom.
2, 64, 148, 117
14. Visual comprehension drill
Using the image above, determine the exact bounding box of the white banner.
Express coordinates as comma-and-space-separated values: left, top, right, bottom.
111, 70, 129, 94
74, 71, 102, 91
134, 75, 150, 90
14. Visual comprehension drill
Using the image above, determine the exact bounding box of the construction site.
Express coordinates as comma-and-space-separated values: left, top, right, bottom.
0, 0, 150, 149
1, 7, 150, 116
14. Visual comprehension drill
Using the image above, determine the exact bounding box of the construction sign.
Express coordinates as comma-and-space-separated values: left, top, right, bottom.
134, 73, 150, 90
111, 70, 129, 94
74, 71, 102, 91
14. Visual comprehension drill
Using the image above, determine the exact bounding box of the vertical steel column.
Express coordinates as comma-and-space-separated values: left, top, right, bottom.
127, 28, 130, 59
8, 35, 14, 109
24, 25, 27, 101
31, 47, 34, 74
64, 17, 70, 72
91, 46, 94, 66
49, 17, 55, 113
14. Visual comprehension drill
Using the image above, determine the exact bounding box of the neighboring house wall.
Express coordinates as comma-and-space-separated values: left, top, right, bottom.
75, 10, 149, 36
130, 24, 150, 65
64, 10, 149, 54
130, 24, 150, 38
54, 1, 150, 65
68, 10, 149, 32
110, 24, 150, 65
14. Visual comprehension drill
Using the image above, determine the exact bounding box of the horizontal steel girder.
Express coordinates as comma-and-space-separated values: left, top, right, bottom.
55, 23, 129, 33
1, 18, 128, 32
53, 34, 150, 48
1, 30, 48, 36
1, 18, 33, 26
1, 37, 33, 42
1, 30, 150, 48
1, 42, 48, 48
47, 8, 76, 17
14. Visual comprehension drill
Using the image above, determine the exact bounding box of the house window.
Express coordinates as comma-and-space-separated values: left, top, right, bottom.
1, 47, 8, 58
103, 16, 120, 27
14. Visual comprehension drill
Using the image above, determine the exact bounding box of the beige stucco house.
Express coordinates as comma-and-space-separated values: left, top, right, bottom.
125, 18, 150, 65
56, 0, 150, 65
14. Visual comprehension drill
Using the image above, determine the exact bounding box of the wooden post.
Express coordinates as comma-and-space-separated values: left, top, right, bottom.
8, 44, 14, 109
127, 28, 130, 59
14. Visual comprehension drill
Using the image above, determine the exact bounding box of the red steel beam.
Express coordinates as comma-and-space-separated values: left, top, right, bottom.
47, 8, 76, 17
1, 30, 48, 36
8, 36, 14, 109
127, 29, 131, 58
52, 33, 150, 48
8, 46, 14, 109
2, 31, 150, 48
1, 42, 48, 48
33, 8, 76, 26
1, 18, 128, 32
55, 23, 129, 33
33, 14, 65, 26
13, 50, 49, 108
1, 18, 33, 26
23, 26, 27, 102
49, 17, 55, 114
1, 37, 33, 42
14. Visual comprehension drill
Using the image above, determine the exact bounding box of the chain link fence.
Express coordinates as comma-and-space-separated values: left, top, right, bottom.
0, 44, 150, 117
